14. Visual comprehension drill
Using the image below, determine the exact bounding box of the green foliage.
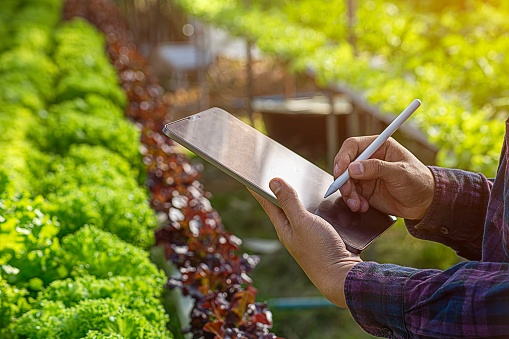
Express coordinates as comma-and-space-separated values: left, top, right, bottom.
0, 193, 66, 290
53, 19, 125, 106
61, 226, 161, 280
13, 299, 172, 339
47, 95, 125, 121
46, 184, 156, 247
177, 0, 326, 60
0, 1, 19, 23
6, 0, 62, 53
177, 0, 508, 176
35, 144, 150, 239
0, 78, 45, 110
55, 72, 127, 107
36, 110, 142, 167
82, 331, 124, 339
0, 48, 57, 100
0, 276, 28, 338
37, 275, 167, 328
10, 1, 63, 31
0, 105, 34, 142
0, 140, 52, 193
54, 19, 115, 76
0, 3, 173, 338
10, 26, 53, 53
38, 144, 141, 195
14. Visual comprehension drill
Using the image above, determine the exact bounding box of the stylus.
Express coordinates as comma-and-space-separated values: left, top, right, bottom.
324, 99, 422, 198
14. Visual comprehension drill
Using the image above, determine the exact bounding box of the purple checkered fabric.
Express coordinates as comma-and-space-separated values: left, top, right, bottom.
344, 120, 509, 338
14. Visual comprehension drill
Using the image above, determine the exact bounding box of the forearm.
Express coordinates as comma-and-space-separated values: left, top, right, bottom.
404, 166, 492, 260
345, 261, 509, 338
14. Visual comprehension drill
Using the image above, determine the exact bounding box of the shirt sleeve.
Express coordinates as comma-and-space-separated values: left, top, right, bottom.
345, 261, 509, 338
404, 166, 492, 261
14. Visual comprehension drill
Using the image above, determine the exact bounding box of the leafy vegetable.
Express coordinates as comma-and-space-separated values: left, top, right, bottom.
0, 78, 45, 110
0, 48, 57, 99
61, 226, 161, 280
47, 95, 125, 120
13, 299, 172, 339
0, 3, 173, 337
55, 72, 127, 107
47, 184, 156, 247
36, 110, 142, 168
53, 19, 119, 81
38, 144, 142, 195
0, 193, 66, 290
0, 276, 28, 338
0, 140, 52, 193
53, 19, 125, 105
36, 275, 168, 328
82, 331, 124, 339
64, 1, 282, 337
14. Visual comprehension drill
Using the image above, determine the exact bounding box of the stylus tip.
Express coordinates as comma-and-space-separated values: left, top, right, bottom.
323, 186, 336, 199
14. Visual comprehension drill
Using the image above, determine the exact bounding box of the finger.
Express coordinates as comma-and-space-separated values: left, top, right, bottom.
247, 188, 288, 228
346, 187, 362, 212
359, 195, 370, 212
247, 188, 293, 246
348, 158, 401, 181
339, 178, 353, 197
339, 179, 362, 212
269, 178, 309, 229
333, 136, 379, 178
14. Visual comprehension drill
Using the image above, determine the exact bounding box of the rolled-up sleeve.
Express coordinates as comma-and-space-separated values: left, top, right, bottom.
345, 261, 509, 338
404, 166, 492, 260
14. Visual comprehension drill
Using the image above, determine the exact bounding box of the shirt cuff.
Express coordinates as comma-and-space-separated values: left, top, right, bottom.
404, 166, 486, 259
345, 261, 418, 338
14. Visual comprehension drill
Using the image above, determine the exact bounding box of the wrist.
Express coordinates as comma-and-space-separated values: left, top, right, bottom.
409, 165, 435, 220
323, 258, 361, 308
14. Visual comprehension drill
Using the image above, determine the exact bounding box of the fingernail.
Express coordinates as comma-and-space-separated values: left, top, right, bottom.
349, 162, 364, 176
347, 198, 358, 210
270, 179, 281, 194
334, 164, 340, 177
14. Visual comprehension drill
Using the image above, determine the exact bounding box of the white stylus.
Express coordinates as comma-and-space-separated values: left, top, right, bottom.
323, 99, 422, 198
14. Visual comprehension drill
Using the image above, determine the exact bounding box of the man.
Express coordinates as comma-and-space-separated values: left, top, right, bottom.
250, 132, 509, 338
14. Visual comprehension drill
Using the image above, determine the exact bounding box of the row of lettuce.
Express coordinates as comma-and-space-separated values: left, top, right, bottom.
176, 0, 508, 177
61, 0, 284, 338
0, 1, 173, 337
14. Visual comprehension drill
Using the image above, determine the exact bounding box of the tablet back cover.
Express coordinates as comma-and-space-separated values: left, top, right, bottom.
164, 107, 338, 211
163, 107, 396, 253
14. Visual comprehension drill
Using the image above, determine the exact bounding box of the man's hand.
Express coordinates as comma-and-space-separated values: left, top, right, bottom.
334, 136, 435, 220
249, 178, 362, 308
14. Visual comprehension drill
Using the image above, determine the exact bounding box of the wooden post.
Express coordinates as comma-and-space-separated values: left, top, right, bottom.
346, 98, 360, 137
246, 39, 254, 124
283, 63, 296, 99
244, 0, 254, 124
326, 90, 338, 169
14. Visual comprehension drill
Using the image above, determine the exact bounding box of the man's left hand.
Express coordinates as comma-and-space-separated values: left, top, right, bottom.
249, 178, 362, 308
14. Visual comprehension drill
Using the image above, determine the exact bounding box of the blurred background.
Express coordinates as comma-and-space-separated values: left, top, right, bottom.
111, 0, 507, 338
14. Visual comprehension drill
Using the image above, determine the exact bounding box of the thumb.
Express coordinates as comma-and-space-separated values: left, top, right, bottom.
269, 178, 308, 226
348, 159, 398, 181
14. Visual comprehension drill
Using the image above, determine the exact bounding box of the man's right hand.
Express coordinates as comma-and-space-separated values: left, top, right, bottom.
334, 136, 435, 220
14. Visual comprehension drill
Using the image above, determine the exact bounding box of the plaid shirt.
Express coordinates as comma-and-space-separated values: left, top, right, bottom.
344, 121, 509, 338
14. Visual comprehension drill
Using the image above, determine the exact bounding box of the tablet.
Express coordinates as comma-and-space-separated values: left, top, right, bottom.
163, 107, 396, 253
